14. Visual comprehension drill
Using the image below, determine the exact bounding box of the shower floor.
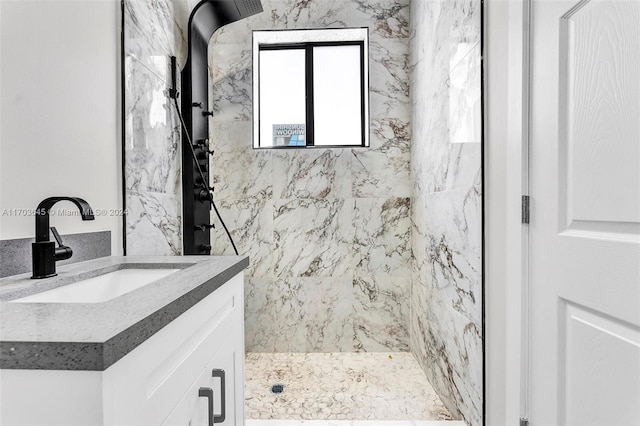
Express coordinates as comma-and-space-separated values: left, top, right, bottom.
245, 352, 454, 421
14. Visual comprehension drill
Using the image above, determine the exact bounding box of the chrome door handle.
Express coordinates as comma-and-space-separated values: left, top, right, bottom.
212, 369, 226, 423
198, 387, 214, 426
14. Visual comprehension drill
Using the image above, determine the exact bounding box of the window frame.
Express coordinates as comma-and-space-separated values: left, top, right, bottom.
252, 28, 370, 149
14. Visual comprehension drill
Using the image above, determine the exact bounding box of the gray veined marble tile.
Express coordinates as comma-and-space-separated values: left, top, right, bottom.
126, 191, 182, 256
448, 42, 481, 144
353, 276, 410, 352
210, 197, 275, 278
273, 198, 354, 278
419, 300, 483, 426
411, 80, 482, 194
125, 55, 181, 196
369, 38, 411, 121
272, 150, 352, 200
209, 43, 253, 122
410, 273, 432, 386
273, 277, 353, 352
352, 118, 410, 198
353, 198, 411, 277
210, 121, 273, 200
245, 277, 276, 352
423, 186, 482, 324
124, 0, 191, 70
210, 0, 411, 46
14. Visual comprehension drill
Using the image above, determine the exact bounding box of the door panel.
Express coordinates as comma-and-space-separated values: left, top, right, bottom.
530, 0, 640, 425
563, 303, 640, 425
559, 0, 640, 232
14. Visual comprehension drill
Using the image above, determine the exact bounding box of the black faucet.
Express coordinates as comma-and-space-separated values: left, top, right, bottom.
31, 197, 95, 279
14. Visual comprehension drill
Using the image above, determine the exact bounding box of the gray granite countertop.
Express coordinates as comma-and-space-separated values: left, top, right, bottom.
0, 255, 249, 371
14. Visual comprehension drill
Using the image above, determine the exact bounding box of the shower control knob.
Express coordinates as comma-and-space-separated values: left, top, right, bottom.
195, 138, 209, 147
192, 102, 203, 108
199, 244, 212, 253
196, 189, 213, 202
194, 182, 214, 191
195, 224, 215, 232
202, 111, 214, 117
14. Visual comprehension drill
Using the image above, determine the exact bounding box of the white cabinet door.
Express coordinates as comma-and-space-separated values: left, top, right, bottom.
529, 0, 640, 425
162, 324, 245, 426
203, 324, 245, 426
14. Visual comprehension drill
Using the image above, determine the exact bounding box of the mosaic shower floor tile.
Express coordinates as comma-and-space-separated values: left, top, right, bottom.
245, 353, 455, 421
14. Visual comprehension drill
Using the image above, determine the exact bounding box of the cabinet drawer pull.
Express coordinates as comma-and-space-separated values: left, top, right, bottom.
198, 387, 214, 426
212, 369, 226, 423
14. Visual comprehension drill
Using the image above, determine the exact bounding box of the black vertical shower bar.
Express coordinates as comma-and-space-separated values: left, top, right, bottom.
180, 0, 263, 255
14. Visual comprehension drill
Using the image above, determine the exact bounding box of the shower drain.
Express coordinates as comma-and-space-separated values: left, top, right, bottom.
270, 384, 285, 394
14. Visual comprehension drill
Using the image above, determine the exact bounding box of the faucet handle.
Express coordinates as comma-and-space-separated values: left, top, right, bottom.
50, 227, 64, 247
50, 227, 73, 261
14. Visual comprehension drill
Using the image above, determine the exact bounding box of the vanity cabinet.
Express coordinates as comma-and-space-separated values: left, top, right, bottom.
0, 272, 245, 426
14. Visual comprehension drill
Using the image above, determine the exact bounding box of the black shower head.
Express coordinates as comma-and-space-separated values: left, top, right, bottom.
234, 0, 263, 18
189, 0, 263, 46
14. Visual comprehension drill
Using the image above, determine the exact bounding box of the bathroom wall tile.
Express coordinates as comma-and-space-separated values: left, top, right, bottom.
210, 0, 411, 46
353, 198, 411, 277
418, 298, 483, 426
210, 197, 274, 278
409, 269, 430, 366
124, 0, 191, 70
124, 55, 181, 196
411, 83, 482, 194
448, 42, 481, 144
272, 150, 352, 200
352, 118, 410, 198
369, 38, 411, 121
209, 43, 253, 122
273, 277, 353, 352
410, 0, 482, 424
210, 121, 272, 200
245, 277, 276, 352
126, 191, 182, 255
273, 199, 354, 278
123, 0, 194, 256
423, 186, 482, 324
353, 276, 410, 352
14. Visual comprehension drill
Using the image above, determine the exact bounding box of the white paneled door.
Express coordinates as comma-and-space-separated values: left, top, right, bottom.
529, 0, 640, 425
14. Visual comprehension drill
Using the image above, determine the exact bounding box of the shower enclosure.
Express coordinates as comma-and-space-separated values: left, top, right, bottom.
123, 0, 483, 424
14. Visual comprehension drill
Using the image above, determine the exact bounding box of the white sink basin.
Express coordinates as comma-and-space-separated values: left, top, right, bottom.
12, 268, 180, 304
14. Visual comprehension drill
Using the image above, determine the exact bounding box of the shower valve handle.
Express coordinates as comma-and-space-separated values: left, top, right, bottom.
202, 111, 214, 117
195, 224, 215, 232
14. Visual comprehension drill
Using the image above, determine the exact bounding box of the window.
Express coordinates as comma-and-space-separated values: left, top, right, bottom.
253, 28, 369, 149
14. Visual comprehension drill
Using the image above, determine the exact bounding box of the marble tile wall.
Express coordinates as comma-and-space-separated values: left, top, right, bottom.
207, 0, 412, 353
409, 0, 482, 425
123, 0, 198, 255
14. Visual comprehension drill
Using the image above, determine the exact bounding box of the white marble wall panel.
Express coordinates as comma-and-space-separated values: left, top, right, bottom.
353, 276, 410, 352
273, 199, 354, 278
124, 0, 195, 255
210, 0, 410, 47
126, 191, 182, 255
369, 38, 411, 120
273, 277, 353, 352
352, 118, 411, 198
210, 197, 275, 277
353, 198, 411, 276
210, 121, 272, 200
209, 44, 253, 121
409, 0, 482, 424
273, 150, 352, 200
245, 277, 277, 352
207, 0, 412, 354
